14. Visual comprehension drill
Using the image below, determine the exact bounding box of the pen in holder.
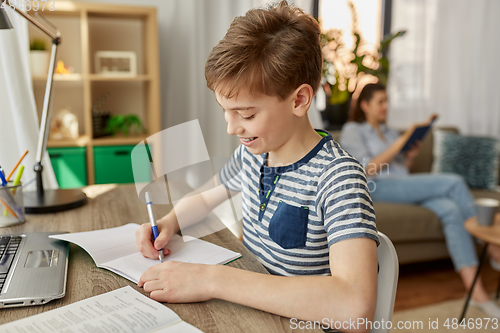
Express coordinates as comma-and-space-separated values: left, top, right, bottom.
0, 182, 26, 227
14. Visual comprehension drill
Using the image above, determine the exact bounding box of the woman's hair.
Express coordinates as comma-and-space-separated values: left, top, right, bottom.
349, 83, 386, 122
205, 0, 322, 100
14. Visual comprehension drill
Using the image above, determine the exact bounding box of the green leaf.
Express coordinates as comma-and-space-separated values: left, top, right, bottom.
30, 38, 47, 51
329, 83, 351, 105
320, 2, 406, 105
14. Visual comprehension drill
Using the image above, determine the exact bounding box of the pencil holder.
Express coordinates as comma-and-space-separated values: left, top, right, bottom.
0, 182, 26, 227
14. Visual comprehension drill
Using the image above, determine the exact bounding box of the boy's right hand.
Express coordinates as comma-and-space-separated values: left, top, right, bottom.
135, 219, 175, 259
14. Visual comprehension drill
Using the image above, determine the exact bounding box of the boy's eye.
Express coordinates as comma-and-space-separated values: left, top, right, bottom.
242, 114, 255, 121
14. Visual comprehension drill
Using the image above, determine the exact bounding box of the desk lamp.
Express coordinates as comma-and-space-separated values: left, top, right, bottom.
0, 1, 87, 213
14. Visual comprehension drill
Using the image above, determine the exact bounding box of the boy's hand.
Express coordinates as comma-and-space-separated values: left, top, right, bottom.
138, 261, 216, 303
135, 219, 175, 259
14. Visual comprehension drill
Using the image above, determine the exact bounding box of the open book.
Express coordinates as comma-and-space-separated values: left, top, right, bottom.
400, 116, 438, 152
1, 286, 203, 332
50, 223, 241, 284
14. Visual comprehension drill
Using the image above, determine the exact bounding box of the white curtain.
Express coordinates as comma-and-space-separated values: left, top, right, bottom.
0, 6, 58, 190
162, 0, 260, 158
163, 0, 317, 157
387, 0, 500, 138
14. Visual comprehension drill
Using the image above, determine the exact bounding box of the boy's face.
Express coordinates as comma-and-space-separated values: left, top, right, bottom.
216, 88, 297, 156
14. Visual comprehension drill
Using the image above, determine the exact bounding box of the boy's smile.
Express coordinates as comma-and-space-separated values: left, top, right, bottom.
216, 85, 322, 167
216, 88, 296, 157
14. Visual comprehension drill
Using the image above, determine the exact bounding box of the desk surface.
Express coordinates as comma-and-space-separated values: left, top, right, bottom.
0, 184, 321, 332
465, 215, 500, 246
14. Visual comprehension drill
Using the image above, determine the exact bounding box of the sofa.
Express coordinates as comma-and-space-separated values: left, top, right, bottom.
331, 128, 500, 264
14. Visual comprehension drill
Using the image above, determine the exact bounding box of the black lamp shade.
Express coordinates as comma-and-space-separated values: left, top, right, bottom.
0, 7, 13, 29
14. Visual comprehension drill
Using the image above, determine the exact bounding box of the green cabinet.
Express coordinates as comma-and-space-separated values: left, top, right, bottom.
47, 147, 88, 188
94, 145, 151, 184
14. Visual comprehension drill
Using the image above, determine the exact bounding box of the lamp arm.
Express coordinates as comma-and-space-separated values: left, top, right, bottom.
4, 0, 58, 40
34, 38, 59, 196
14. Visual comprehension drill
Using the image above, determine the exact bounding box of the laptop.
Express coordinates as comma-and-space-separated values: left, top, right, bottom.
0, 232, 68, 308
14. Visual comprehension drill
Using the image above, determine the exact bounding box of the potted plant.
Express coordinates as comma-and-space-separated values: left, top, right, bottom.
320, 1, 406, 129
29, 38, 50, 77
105, 114, 146, 137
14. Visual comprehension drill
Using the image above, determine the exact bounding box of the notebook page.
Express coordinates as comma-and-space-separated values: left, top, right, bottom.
50, 224, 140, 265
102, 234, 241, 283
50, 224, 241, 283
0, 286, 203, 333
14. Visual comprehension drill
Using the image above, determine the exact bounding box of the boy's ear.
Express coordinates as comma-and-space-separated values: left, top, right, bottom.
292, 84, 313, 117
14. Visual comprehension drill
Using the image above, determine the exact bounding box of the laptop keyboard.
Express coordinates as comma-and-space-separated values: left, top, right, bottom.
0, 236, 22, 292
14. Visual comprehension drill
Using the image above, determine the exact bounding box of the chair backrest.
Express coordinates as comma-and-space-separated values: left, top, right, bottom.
370, 232, 399, 333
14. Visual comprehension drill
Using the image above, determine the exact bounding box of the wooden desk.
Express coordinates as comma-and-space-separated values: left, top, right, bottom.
460, 218, 500, 320
0, 184, 321, 332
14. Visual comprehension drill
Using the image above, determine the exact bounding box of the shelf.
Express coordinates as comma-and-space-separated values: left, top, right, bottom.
88, 15, 145, 76
27, 2, 81, 16
47, 135, 90, 148
28, 1, 160, 186
92, 134, 148, 146
32, 73, 83, 81
31, 74, 151, 82
47, 134, 149, 147
89, 74, 151, 82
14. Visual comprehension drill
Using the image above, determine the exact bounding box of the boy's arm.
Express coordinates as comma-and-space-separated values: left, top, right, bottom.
136, 175, 239, 258
160, 174, 239, 233
211, 238, 378, 332
140, 237, 378, 333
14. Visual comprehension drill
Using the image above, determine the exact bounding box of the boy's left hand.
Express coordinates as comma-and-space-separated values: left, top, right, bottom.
138, 261, 215, 303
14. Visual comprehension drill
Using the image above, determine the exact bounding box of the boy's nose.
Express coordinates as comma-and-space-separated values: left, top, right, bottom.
227, 122, 244, 136
225, 114, 244, 136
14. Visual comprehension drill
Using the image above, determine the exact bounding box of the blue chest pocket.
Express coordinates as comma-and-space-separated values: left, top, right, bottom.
268, 201, 309, 249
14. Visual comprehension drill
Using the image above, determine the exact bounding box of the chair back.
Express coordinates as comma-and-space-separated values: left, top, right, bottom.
370, 232, 399, 333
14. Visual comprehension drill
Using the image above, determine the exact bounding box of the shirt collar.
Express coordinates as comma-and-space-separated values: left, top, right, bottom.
260, 129, 332, 173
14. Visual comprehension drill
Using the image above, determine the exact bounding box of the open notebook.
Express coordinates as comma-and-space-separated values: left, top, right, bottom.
49, 223, 241, 284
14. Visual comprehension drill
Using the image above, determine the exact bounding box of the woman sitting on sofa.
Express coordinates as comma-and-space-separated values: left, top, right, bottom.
340, 82, 500, 318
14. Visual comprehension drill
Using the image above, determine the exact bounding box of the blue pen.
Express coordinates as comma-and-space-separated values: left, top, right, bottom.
145, 192, 164, 263
0, 167, 7, 186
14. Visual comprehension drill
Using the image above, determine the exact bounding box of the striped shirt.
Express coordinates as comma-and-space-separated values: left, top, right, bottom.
218, 130, 379, 276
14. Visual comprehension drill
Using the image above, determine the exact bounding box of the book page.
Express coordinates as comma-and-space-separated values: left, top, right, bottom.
103, 234, 242, 283
50, 224, 241, 283
0, 286, 203, 333
50, 224, 140, 265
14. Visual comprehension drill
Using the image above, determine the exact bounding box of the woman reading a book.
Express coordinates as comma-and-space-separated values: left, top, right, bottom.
340, 82, 500, 318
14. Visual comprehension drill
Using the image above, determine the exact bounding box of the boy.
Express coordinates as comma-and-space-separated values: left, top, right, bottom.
136, 1, 378, 330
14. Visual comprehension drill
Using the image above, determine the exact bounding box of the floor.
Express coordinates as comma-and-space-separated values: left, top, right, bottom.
394, 258, 500, 312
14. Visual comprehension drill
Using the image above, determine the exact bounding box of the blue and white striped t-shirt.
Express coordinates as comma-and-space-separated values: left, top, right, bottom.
219, 130, 379, 276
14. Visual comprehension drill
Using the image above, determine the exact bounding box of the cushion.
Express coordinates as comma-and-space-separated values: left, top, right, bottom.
432, 130, 500, 189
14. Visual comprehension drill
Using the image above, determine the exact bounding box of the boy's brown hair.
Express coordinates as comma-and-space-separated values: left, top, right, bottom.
205, 0, 322, 100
